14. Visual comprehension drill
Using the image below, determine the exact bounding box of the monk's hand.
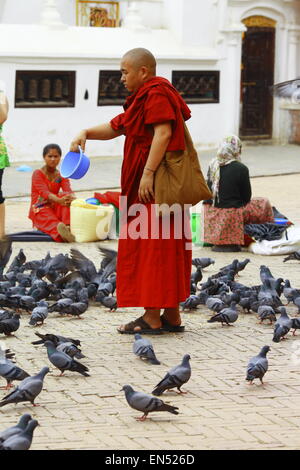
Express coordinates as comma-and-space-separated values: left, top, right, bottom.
70, 130, 87, 153
138, 170, 155, 203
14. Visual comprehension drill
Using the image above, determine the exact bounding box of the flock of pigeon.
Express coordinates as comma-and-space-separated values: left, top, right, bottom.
0, 236, 299, 449
0, 238, 118, 449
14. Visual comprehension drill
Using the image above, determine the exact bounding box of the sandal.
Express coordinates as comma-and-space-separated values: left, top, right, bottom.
160, 316, 185, 332
117, 316, 163, 335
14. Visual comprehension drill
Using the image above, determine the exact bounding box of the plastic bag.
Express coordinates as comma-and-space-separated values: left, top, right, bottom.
248, 225, 300, 255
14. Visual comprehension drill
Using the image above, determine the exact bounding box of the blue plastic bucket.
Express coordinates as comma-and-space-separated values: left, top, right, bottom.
60, 146, 90, 179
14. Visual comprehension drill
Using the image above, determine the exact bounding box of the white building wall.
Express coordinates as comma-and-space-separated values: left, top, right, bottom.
0, 0, 299, 162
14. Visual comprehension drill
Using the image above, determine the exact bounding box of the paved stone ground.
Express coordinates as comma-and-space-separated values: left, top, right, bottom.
0, 174, 300, 450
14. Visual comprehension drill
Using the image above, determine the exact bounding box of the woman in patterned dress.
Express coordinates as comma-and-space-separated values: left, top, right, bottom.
202, 135, 274, 252
28, 144, 76, 242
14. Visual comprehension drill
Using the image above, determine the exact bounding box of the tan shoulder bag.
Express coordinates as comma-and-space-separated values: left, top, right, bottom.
154, 120, 212, 214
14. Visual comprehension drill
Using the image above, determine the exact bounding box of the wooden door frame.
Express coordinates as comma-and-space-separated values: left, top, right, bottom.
240, 16, 276, 139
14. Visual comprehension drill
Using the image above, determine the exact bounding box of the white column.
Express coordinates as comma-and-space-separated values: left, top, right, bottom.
287, 27, 300, 80
0, 0, 6, 23
40, 0, 66, 29
223, 27, 246, 135
122, 0, 146, 30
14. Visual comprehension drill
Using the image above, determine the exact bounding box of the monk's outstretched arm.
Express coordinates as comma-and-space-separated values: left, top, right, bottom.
138, 121, 172, 203
70, 123, 124, 152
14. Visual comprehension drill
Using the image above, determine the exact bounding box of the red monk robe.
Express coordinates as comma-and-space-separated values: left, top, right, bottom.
110, 76, 192, 308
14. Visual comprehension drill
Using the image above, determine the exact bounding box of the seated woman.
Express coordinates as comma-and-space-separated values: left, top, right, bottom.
28, 143, 76, 243
202, 135, 274, 252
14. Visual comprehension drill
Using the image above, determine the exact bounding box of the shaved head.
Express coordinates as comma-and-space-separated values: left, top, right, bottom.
120, 48, 157, 92
122, 48, 156, 75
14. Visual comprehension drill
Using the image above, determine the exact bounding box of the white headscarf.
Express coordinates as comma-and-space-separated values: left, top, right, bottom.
208, 135, 242, 205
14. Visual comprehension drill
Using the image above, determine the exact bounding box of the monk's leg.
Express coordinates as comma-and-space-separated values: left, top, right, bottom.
142, 308, 161, 329
162, 306, 182, 326
118, 308, 161, 332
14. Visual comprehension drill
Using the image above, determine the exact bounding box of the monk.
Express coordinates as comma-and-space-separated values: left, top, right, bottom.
70, 48, 192, 333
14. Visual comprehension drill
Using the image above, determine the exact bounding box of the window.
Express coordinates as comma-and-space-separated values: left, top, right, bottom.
98, 70, 129, 106
15, 71, 76, 108
172, 71, 220, 104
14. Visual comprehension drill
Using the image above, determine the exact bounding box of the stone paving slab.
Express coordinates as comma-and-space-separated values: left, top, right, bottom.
0, 174, 299, 450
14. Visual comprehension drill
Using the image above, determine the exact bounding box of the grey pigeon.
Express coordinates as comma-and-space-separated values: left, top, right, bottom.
0, 313, 20, 336
152, 354, 191, 396
56, 341, 85, 359
32, 331, 81, 347
121, 385, 179, 421
283, 249, 300, 262
292, 292, 300, 314
0, 419, 39, 450
65, 301, 89, 317
99, 295, 117, 311
205, 296, 226, 313
70, 248, 98, 282
192, 257, 215, 269
272, 307, 292, 342
28, 300, 48, 326
257, 305, 277, 324
283, 280, 300, 304
290, 317, 300, 336
271, 78, 300, 99
207, 301, 238, 326
0, 344, 30, 389
48, 298, 73, 313
43, 340, 89, 376
0, 367, 49, 407
0, 414, 32, 442
0, 238, 12, 280
246, 345, 270, 385
133, 334, 160, 365
181, 295, 201, 311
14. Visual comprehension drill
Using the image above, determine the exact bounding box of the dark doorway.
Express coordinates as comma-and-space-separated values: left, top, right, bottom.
240, 21, 275, 138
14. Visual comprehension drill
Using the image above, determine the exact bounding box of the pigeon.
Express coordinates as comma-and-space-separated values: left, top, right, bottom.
270, 77, 300, 100
0, 344, 30, 389
272, 307, 292, 342
6, 248, 26, 274
257, 305, 277, 324
56, 341, 85, 359
31, 331, 81, 347
246, 346, 270, 385
207, 302, 238, 326
121, 385, 179, 421
152, 354, 191, 396
0, 238, 12, 280
205, 296, 226, 313
18, 295, 37, 312
133, 334, 160, 365
283, 280, 300, 304
0, 313, 20, 336
290, 317, 300, 336
291, 292, 300, 314
192, 257, 215, 269
190, 266, 203, 289
0, 419, 39, 450
181, 295, 201, 311
28, 301, 48, 326
0, 367, 49, 407
48, 298, 73, 313
0, 413, 32, 443
36, 253, 73, 279
43, 340, 90, 376
99, 296, 117, 311
65, 301, 89, 317
283, 250, 300, 262
69, 248, 98, 283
